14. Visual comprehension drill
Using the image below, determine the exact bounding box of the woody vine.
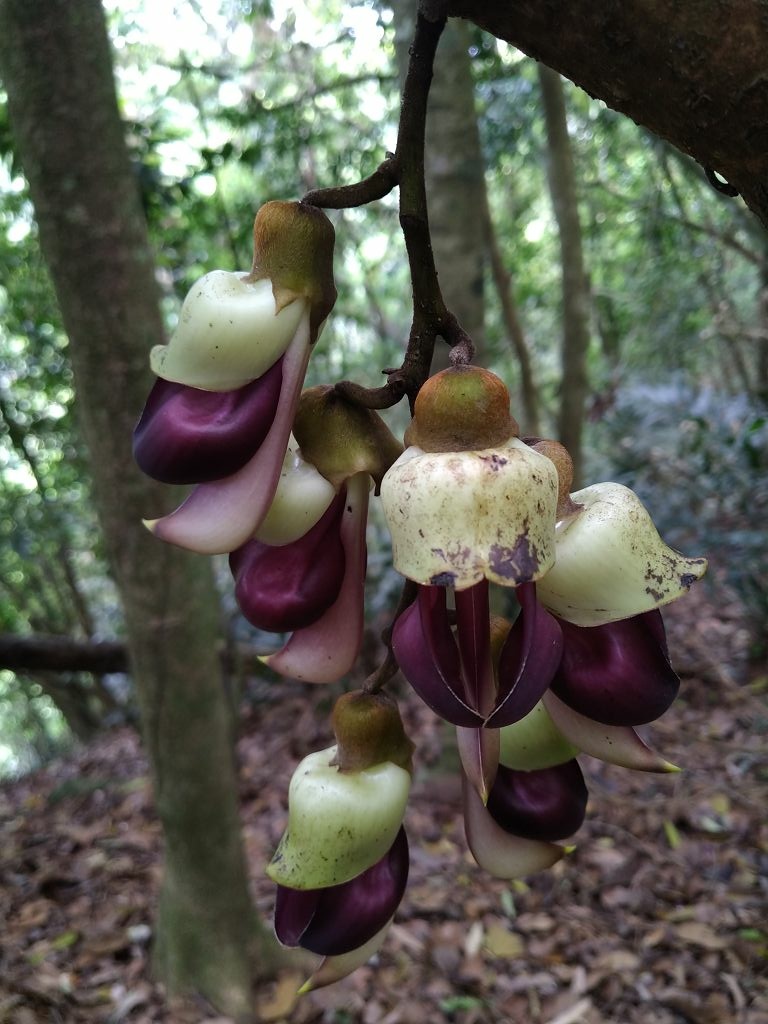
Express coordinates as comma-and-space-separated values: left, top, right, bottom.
132, 3, 707, 992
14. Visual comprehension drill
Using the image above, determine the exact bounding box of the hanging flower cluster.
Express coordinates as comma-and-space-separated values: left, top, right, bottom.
382, 365, 705, 874
133, 203, 706, 990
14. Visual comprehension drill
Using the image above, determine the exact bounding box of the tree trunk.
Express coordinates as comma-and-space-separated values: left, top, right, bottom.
0, 1, 275, 1017
538, 66, 591, 488
393, 1, 486, 362
448, 0, 768, 230
482, 194, 541, 434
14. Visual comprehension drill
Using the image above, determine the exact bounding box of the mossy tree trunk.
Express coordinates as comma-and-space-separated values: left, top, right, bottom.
0, 0, 277, 1017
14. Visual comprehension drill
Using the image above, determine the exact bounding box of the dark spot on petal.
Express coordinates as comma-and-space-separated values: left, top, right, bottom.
489, 532, 540, 581
430, 571, 456, 586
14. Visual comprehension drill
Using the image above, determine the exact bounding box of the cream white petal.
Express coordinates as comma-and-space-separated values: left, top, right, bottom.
266, 745, 410, 890
537, 481, 707, 626
150, 271, 305, 391
380, 437, 558, 590
254, 436, 336, 545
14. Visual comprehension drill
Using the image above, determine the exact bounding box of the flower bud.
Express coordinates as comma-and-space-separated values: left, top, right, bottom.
332, 691, 414, 774
248, 200, 337, 342
293, 385, 403, 489
404, 365, 518, 452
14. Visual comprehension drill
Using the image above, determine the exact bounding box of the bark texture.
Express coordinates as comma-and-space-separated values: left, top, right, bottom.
447, 0, 768, 228
538, 66, 591, 489
0, 1, 270, 1017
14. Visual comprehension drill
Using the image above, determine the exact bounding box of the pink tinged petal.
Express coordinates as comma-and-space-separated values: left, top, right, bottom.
457, 726, 500, 804
542, 691, 680, 773
454, 580, 495, 718
132, 358, 283, 484
145, 315, 311, 554
297, 919, 393, 994
551, 609, 680, 726
262, 473, 369, 683
275, 828, 409, 958
486, 582, 563, 728
462, 774, 564, 879
392, 586, 482, 727
486, 760, 588, 842
229, 490, 346, 632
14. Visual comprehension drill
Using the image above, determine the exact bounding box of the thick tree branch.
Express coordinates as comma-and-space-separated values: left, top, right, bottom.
0, 633, 293, 679
447, 0, 768, 228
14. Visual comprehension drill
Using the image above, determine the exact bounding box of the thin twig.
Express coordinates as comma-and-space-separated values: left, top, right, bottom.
363, 578, 418, 695
302, 5, 475, 413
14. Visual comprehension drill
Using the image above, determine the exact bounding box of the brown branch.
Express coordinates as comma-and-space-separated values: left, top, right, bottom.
0, 633, 292, 679
363, 579, 418, 696
303, 3, 475, 413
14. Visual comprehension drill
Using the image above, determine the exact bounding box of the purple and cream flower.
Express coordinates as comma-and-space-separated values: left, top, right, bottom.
133, 201, 336, 555
229, 439, 370, 683
268, 693, 413, 990
381, 365, 706, 878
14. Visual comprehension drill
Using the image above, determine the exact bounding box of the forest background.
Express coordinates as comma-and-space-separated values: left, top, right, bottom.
0, 0, 767, 1021
1, 0, 765, 770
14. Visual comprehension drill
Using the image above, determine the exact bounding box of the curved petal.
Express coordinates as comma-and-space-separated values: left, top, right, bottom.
381, 438, 558, 589
133, 358, 283, 484
457, 726, 500, 804
392, 587, 482, 727
277, 828, 409, 957
537, 482, 707, 626
499, 700, 579, 771
486, 583, 563, 728
145, 314, 311, 554
552, 609, 680, 726
486, 760, 588, 842
230, 490, 346, 633
542, 691, 680, 773
298, 919, 392, 994
263, 473, 369, 683
274, 888, 320, 948
266, 744, 410, 890
462, 775, 564, 879
150, 272, 305, 390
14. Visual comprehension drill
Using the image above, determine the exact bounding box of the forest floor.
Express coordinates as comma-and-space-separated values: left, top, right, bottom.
1, 585, 767, 1024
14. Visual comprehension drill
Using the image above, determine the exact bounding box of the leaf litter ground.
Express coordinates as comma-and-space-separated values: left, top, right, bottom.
1, 584, 767, 1024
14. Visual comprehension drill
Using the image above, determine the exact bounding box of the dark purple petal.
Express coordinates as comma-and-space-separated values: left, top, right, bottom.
551, 609, 679, 726
392, 588, 482, 727
229, 489, 346, 633
275, 828, 409, 957
454, 581, 495, 718
486, 583, 563, 728
274, 887, 320, 947
262, 473, 370, 684
486, 760, 588, 841
133, 358, 283, 484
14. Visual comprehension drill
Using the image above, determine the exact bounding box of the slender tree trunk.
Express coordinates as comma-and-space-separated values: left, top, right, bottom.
482, 193, 541, 433
0, 1, 276, 1017
393, 1, 486, 362
538, 65, 591, 487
